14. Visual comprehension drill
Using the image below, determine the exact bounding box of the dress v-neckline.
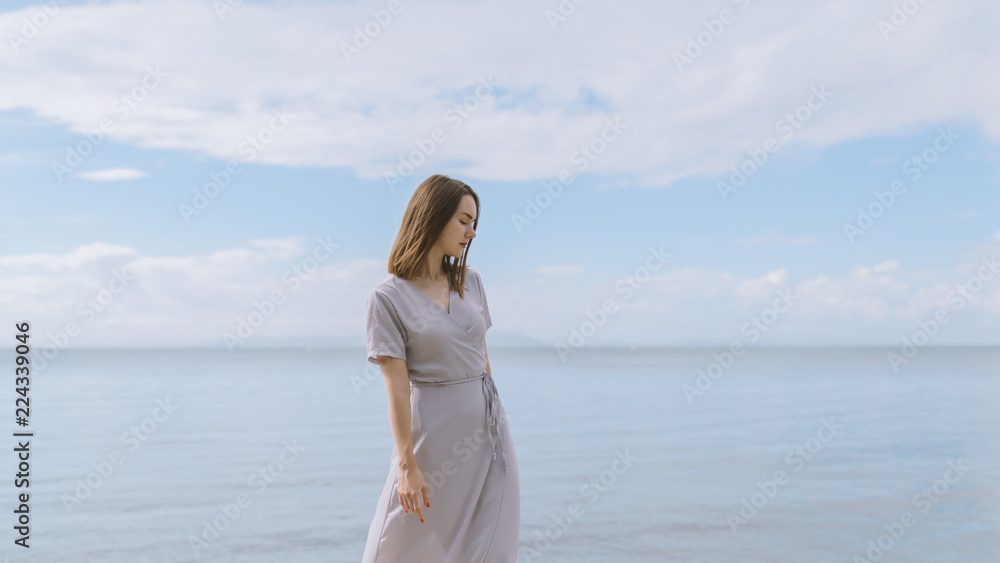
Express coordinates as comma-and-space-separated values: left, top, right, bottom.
396, 275, 455, 316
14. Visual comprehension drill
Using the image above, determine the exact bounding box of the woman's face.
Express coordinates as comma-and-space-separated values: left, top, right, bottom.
437, 194, 478, 258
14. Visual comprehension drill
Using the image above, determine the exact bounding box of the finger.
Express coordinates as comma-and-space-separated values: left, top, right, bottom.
410, 492, 424, 521
422, 485, 430, 508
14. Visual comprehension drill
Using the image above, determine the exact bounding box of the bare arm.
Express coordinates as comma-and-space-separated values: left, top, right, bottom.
378, 355, 416, 466
377, 355, 428, 522
485, 341, 491, 375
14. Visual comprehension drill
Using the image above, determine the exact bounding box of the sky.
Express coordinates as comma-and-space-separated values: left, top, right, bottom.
1, 0, 999, 349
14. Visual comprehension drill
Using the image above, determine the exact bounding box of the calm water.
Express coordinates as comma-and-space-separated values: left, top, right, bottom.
2, 346, 998, 562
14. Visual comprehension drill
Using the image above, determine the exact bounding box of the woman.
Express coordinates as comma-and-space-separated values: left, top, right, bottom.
361, 174, 520, 562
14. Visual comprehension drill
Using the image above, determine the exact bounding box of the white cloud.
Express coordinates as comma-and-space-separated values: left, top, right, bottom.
74, 167, 149, 181
730, 267, 790, 300
873, 260, 899, 273
1, 239, 999, 347
248, 238, 307, 261
0, 237, 350, 347
0, 242, 136, 270
944, 211, 978, 222
0, 0, 996, 187
0, 151, 30, 165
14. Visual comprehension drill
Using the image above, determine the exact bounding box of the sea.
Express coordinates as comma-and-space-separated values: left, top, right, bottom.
1, 346, 997, 562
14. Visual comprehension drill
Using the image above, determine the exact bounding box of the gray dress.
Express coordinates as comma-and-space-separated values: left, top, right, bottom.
362, 266, 520, 562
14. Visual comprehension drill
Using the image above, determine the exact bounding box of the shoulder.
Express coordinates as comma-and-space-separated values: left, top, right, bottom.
368, 275, 404, 304
462, 267, 489, 301
462, 265, 485, 289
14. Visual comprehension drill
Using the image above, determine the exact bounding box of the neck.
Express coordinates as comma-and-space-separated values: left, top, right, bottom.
416, 250, 447, 281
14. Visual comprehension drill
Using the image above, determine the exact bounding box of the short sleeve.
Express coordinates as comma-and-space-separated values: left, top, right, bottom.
365, 289, 407, 364
472, 268, 492, 331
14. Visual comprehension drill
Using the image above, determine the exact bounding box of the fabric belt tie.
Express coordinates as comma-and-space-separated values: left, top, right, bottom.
412, 371, 508, 474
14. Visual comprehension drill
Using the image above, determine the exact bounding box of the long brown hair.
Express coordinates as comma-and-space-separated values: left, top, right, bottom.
388, 174, 480, 299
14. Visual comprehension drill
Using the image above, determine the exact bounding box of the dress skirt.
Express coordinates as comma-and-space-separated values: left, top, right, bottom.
361, 371, 520, 562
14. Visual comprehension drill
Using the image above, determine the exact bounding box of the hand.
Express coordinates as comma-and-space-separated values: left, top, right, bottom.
398, 463, 430, 523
